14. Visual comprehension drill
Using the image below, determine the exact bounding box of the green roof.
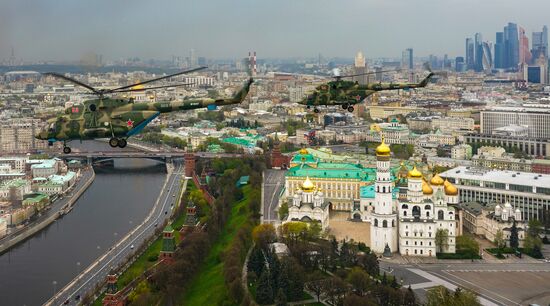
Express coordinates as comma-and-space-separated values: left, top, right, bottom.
163, 225, 174, 232
23, 193, 49, 203
360, 184, 399, 199
237, 176, 249, 187
287, 163, 376, 181
291, 153, 318, 164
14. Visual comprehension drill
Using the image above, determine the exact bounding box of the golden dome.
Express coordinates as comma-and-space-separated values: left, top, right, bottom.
422, 179, 433, 195
131, 83, 145, 90
301, 176, 315, 192
375, 137, 391, 156
444, 179, 458, 196
299, 148, 308, 155
430, 174, 444, 186
408, 166, 423, 179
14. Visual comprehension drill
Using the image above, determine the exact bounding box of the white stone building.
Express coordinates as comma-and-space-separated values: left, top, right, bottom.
397, 171, 458, 256
285, 177, 330, 229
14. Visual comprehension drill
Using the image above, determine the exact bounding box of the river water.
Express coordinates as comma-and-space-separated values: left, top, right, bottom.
0, 141, 166, 306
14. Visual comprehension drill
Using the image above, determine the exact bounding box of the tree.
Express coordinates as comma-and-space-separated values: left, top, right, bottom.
247, 246, 265, 278
426, 286, 481, 306
456, 234, 480, 258
252, 224, 277, 250
305, 271, 326, 302
324, 277, 349, 306
284, 257, 306, 301
494, 229, 506, 251
256, 271, 274, 304
357, 252, 379, 277
510, 220, 519, 250
278, 202, 289, 221
275, 288, 287, 306
403, 285, 417, 306
528, 219, 543, 237
346, 267, 371, 296
435, 229, 449, 253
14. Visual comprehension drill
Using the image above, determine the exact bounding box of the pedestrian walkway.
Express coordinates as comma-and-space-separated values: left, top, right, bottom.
407, 268, 500, 306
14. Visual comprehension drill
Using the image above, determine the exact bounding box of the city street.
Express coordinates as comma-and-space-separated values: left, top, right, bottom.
45, 163, 185, 306
261, 169, 286, 224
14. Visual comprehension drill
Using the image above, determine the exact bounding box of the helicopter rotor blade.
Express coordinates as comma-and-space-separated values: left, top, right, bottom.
42, 72, 100, 94
105, 66, 207, 93
110, 82, 196, 93
335, 69, 402, 79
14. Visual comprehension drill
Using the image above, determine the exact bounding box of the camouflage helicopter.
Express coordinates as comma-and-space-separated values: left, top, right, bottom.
300, 68, 434, 113
36, 67, 254, 153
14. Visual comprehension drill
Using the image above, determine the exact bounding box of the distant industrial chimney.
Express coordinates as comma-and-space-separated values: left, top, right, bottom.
248, 51, 257, 77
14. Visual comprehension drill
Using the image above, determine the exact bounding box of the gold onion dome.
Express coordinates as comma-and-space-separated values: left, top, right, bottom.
422, 179, 433, 195
430, 174, 445, 186
444, 179, 458, 196
299, 148, 308, 155
408, 166, 423, 179
301, 176, 315, 192
375, 138, 391, 156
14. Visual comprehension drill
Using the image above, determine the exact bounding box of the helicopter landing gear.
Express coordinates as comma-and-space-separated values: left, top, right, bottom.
347, 106, 355, 112
117, 138, 127, 148
62, 140, 71, 154
109, 137, 119, 148
109, 137, 128, 148
313, 108, 320, 113
341, 103, 349, 110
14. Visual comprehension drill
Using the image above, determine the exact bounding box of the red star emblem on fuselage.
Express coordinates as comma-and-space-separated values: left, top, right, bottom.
126, 119, 134, 128
355, 95, 362, 101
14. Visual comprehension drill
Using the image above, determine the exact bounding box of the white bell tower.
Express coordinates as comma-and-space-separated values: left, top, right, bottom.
370, 138, 398, 254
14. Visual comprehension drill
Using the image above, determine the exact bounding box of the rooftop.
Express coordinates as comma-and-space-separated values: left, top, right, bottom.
441, 166, 550, 189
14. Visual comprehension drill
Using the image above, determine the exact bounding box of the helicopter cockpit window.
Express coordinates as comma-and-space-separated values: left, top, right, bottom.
48, 122, 56, 133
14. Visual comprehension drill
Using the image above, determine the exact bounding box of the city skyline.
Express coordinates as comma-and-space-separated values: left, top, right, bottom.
2, 0, 550, 62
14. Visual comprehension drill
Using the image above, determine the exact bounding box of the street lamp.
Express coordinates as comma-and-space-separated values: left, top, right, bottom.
52, 280, 57, 296
77, 261, 81, 275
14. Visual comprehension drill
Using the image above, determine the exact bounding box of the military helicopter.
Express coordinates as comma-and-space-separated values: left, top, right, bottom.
36, 67, 254, 153
300, 68, 434, 113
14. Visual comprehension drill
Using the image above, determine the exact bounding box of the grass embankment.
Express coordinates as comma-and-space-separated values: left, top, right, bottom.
180, 185, 252, 306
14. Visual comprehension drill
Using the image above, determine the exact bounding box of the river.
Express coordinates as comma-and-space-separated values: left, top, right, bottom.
0, 141, 166, 306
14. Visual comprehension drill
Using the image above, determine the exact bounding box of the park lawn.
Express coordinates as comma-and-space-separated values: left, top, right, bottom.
180, 185, 251, 306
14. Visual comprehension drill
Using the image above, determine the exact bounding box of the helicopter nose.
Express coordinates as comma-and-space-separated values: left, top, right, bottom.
35, 129, 48, 140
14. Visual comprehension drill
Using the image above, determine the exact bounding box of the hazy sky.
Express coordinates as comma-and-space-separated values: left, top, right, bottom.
1, 0, 550, 62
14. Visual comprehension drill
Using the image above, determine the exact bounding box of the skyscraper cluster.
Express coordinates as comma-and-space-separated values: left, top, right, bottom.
463, 23, 548, 82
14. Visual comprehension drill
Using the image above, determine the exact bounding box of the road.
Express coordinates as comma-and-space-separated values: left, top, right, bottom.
56, 151, 244, 159
380, 261, 550, 306
45, 163, 185, 306
261, 169, 286, 224
0, 167, 94, 254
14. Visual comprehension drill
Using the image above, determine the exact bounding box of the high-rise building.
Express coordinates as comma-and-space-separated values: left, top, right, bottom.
482, 42, 493, 71
532, 26, 548, 61
455, 56, 465, 72
474, 33, 484, 72
189, 49, 197, 67
401, 48, 413, 70
495, 32, 505, 69
353, 51, 368, 85
504, 22, 519, 69
465, 38, 475, 70
519, 26, 532, 66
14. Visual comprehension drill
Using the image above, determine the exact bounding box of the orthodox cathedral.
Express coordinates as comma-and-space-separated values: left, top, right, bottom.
283, 139, 459, 257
